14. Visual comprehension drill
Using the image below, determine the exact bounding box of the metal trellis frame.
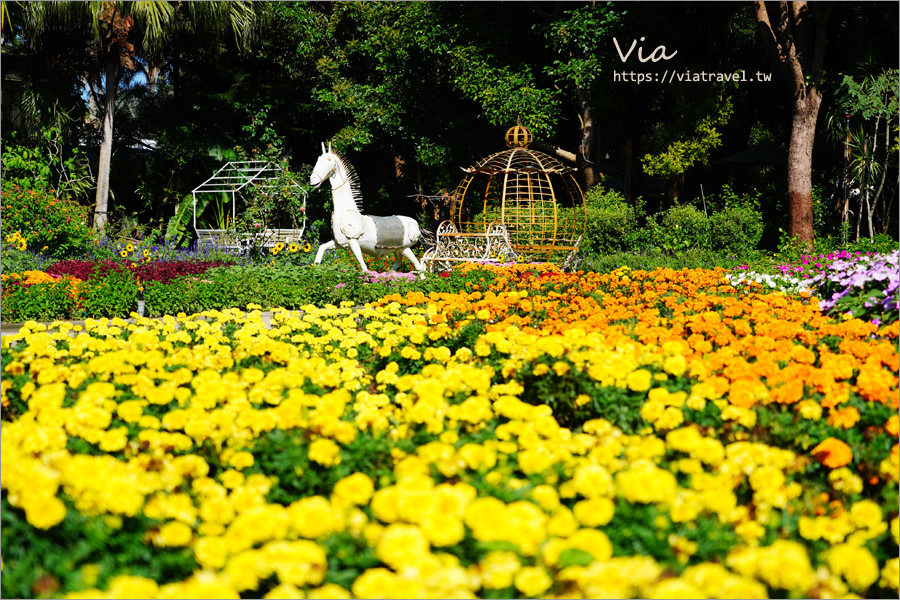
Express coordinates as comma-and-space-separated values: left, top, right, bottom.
191, 161, 308, 250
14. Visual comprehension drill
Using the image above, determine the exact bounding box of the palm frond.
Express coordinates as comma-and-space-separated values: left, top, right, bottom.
128, 0, 175, 57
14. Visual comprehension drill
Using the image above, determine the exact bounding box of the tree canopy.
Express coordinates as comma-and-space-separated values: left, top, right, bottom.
2, 1, 897, 245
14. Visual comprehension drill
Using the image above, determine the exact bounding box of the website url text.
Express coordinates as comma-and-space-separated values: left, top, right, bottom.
613, 70, 773, 84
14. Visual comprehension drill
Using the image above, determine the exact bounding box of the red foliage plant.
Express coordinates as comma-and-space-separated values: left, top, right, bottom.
47, 260, 234, 284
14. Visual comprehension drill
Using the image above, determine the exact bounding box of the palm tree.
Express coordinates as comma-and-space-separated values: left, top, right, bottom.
11, 1, 258, 229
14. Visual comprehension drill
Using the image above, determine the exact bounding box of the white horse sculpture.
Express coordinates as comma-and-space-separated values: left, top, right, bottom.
310, 143, 424, 274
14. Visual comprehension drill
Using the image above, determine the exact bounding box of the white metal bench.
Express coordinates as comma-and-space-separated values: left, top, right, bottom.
254, 228, 305, 250
421, 220, 518, 273
195, 228, 248, 252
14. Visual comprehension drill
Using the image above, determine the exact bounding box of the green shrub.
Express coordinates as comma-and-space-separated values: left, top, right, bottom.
0, 278, 78, 322
582, 186, 644, 254
1, 130, 94, 204
709, 205, 764, 256
651, 203, 710, 254
1, 182, 93, 259
77, 269, 139, 318
704, 185, 764, 257
578, 248, 745, 273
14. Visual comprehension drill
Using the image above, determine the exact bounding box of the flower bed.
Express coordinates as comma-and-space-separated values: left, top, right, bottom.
1, 264, 898, 599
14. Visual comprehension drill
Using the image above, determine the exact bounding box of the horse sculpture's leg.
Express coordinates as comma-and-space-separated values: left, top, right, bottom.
391, 252, 402, 271
401, 247, 425, 279
314, 240, 335, 264
347, 239, 369, 272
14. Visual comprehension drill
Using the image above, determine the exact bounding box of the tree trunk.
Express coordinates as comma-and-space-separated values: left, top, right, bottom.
94, 56, 117, 230
786, 91, 820, 245
754, 1, 832, 249
575, 86, 598, 190
866, 116, 887, 237
146, 64, 160, 95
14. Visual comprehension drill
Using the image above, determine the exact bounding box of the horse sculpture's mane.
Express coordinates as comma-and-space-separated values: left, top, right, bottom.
331, 151, 364, 213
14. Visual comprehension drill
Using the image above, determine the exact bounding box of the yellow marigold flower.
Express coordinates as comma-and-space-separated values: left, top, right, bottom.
106, 575, 159, 599
333, 472, 374, 506
546, 507, 578, 537
828, 467, 863, 495
262, 539, 328, 587
655, 406, 684, 430
824, 543, 880, 591
307, 583, 352, 599
552, 361, 570, 376
720, 405, 757, 428
116, 400, 145, 423
626, 369, 653, 392
728, 539, 815, 593
568, 528, 613, 562
457, 443, 497, 471
797, 399, 823, 420
617, 459, 677, 504
80, 564, 101, 588
514, 566, 552, 598
263, 583, 304, 599
663, 353, 687, 377
680, 563, 767, 599
23, 495, 67, 530
881, 558, 899, 590
886, 414, 899, 437
641, 398, 665, 424
573, 497, 616, 527
194, 536, 229, 570
220, 470, 245, 489
352, 568, 424, 599
288, 495, 342, 539
734, 519, 766, 543
153, 521, 193, 547
572, 463, 614, 499
648, 577, 703, 599
228, 451, 255, 470
848, 499, 882, 529
531, 484, 560, 511
308, 438, 342, 467
376, 523, 431, 571
480, 551, 521, 589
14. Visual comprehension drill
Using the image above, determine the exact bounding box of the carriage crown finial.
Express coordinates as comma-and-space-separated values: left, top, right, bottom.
505, 123, 533, 148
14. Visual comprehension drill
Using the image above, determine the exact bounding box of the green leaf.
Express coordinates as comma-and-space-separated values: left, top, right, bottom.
557, 547, 595, 568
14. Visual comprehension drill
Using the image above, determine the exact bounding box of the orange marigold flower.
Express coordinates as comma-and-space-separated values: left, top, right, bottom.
827, 406, 861, 430
811, 437, 853, 469
856, 365, 897, 406
770, 379, 804, 405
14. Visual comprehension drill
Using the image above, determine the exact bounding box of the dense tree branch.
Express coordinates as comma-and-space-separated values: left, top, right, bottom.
532, 141, 577, 164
